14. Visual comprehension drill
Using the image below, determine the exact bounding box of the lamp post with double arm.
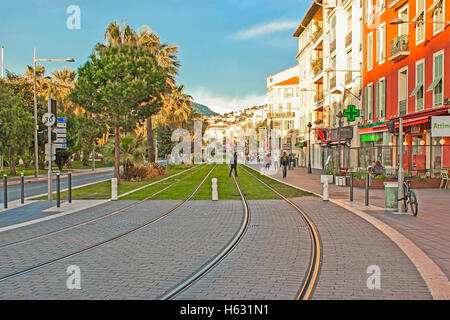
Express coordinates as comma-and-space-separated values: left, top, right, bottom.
32, 48, 74, 178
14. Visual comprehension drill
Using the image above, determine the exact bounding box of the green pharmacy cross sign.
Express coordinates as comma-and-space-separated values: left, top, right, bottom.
343, 105, 360, 122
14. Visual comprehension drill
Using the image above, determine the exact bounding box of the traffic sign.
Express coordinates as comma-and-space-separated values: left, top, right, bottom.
56, 133, 67, 138
54, 138, 67, 144
54, 144, 67, 149
53, 128, 67, 134
56, 122, 66, 128
57, 117, 66, 123
45, 155, 56, 161
42, 113, 56, 127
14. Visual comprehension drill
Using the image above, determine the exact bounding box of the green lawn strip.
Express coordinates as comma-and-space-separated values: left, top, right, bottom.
120, 165, 203, 200
235, 166, 280, 200
243, 165, 315, 198
152, 164, 214, 200
193, 164, 240, 200
30, 165, 196, 200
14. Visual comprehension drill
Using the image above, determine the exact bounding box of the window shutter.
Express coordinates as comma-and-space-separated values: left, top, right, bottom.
381, 79, 386, 117
376, 29, 380, 62
376, 82, 380, 118
365, 86, 368, 120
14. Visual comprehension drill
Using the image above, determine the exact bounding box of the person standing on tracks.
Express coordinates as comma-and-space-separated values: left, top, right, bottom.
280, 152, 289, 178
229, 152, 238, 177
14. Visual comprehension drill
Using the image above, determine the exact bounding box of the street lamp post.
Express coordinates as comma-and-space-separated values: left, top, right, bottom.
390, 18, 450, 25
32, 49, 74, 194
307, 122, 312, 174
336, 111, 344, 170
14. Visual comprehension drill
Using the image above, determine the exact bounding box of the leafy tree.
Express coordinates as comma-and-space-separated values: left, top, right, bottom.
70, 45, 166, 181
101, 134, 146, 175
0, 82, 34, 175
98, 22, 179, 163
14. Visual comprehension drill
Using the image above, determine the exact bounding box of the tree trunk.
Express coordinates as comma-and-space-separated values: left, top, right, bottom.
115, 125, 120, 182
92, 146, 95, 171
9, 155, 16, 176
147, 116, 155, 163
82, 152, 90, 167
73, 152, 81, 161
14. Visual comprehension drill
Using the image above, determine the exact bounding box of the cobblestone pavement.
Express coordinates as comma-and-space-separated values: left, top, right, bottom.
176, 200, 312, 300
0, 200, 243, 299
293, 198, 431, 299
264, 165, 450, 280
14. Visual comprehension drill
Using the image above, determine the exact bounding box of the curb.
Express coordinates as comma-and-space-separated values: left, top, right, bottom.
246, 165, 450, 300
0, 168, 114, 187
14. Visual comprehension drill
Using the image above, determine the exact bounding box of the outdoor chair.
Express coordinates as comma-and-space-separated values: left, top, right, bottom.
440, 169, 449, 189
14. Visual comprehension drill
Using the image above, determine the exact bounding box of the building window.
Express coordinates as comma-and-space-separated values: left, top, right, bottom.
278, 88, 282, 96
377, 0, 386, 12
412, 135, 423, 155
399, 68, 408, 115
367, 32, 373, 71
427, 52, 443, 106
399, 6, 409, 36
376, 23, 386, 63
415, 0, 425, 43
285, 88, 293, 98
295, 87, 299, 97
287, 103, 292, 113
366, 0, 374, 22
410, 61, 424, 111
376, 79, 385, 118
365, 84, 373, 120
432, 0, 444, 34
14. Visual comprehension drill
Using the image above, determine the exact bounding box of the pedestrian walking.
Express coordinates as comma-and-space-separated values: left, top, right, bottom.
280, 152, 289, 178
229, 152, 238, 177
264, 153, 271, 170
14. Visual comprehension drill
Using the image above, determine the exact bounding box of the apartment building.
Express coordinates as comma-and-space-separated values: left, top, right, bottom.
266, 65, 302, 159
293, 0, 325, 169
361, 0, 449, 174
322, 0, 364, 170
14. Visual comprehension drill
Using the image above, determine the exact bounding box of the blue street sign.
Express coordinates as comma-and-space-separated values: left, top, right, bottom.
57, 117, 67, 123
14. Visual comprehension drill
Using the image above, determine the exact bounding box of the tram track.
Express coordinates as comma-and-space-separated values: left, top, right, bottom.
157, 169, 250, 300
241, 165, 321, 300
0, 164, 216, 284
0, 165, 202, 250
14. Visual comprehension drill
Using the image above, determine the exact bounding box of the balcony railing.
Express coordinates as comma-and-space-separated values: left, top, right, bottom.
268, 112, 295, 119
345, 72, 352, 85
330, 39, 336, 52
399, 99, 407, 115
314, 92, 324, 103
311, 58, 323, 77
329, 75, 336, 89
311, 28, 323, 43
389, 35, 409, 62
345, 32, 352, 48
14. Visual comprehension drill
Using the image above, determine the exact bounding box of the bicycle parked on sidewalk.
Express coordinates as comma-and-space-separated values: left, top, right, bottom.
398, 180, 418, 216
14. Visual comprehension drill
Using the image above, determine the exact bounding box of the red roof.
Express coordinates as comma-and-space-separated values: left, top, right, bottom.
272, 76, 299, 87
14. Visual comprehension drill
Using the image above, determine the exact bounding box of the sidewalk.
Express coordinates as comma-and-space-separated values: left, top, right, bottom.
0, 167, 114, 187
261, 165, 450, 283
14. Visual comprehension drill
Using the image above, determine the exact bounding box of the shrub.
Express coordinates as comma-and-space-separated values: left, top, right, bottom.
120, 163, 166, 182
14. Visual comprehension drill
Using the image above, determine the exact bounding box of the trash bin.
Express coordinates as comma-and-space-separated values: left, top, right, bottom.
384, 182, 398, 210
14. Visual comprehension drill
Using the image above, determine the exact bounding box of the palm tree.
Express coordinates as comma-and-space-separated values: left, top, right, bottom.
51, 68, 78, 113
97, 21, 180, 164
156, 85, 193, 128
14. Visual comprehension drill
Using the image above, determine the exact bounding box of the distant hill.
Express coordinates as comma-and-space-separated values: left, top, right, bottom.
192, 103, 219, 117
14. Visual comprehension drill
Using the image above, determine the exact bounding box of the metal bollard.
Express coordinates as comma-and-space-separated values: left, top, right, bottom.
56, 173, 61, 208
20, 173, 25, 204
323, 178, 329, 201
212, 178, 218, 201
365, 172, 370, 206
68, 172, 72, 203
3, 175, 7, 209
111, 178, 118, 200
350, 174, 354, 202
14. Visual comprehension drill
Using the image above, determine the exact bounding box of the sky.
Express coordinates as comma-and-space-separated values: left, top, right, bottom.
0, 0, 310, 114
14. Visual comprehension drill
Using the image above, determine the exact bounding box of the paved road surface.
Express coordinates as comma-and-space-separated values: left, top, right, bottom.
0, 170, 114, 203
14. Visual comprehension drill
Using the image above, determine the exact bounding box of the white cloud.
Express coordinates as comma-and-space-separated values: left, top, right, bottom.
233, 20, 298, 40
190, 88, 266, 115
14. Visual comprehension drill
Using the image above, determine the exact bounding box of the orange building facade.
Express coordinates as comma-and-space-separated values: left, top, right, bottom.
361, 0, 450, 174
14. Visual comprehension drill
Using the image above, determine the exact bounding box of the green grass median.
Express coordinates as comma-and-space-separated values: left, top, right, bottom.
30, 164, 195, 200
